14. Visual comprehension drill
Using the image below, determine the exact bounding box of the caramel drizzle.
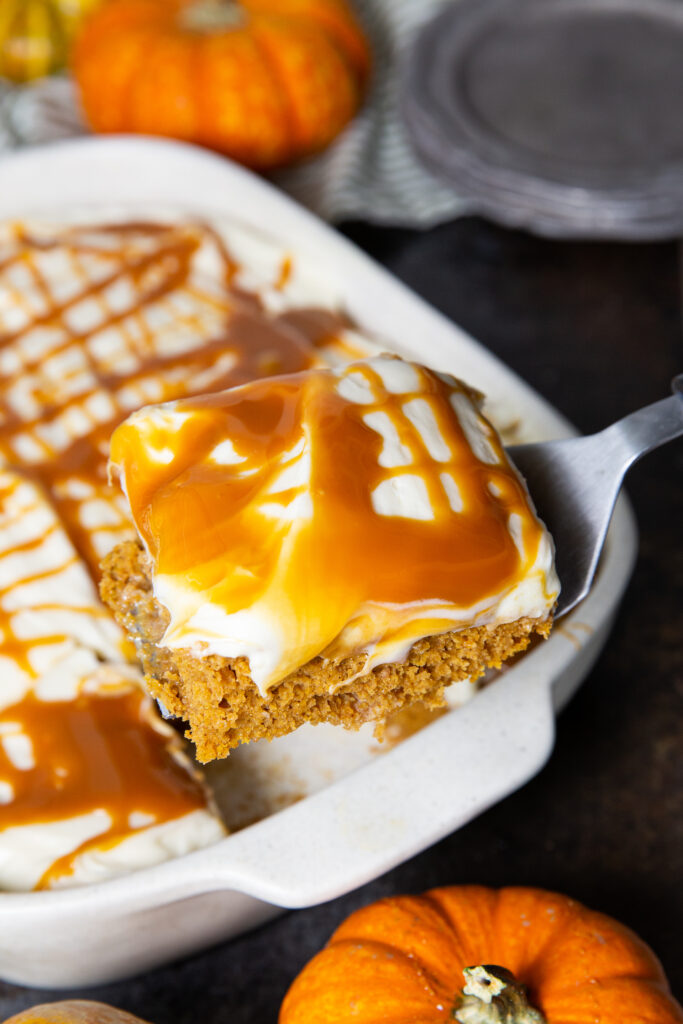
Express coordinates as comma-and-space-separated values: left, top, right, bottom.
130, 360, 541, 601
0, 689, 207, 889
0, 222, 337, 574
0, 221, 350, 657
0, 218, 357, 877
114, 359, 548, 688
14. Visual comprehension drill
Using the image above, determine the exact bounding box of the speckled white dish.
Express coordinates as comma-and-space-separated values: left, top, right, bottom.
0, 137, 637, 989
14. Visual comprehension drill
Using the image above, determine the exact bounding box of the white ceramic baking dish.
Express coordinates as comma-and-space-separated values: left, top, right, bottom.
0, 137, 637, 989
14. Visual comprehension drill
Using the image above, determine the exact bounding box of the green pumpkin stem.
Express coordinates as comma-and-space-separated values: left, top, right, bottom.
180, 0, 245, 33
454, 965, 546, 1024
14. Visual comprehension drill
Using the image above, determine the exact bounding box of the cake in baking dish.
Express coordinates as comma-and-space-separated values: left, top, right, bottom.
0, 468, 225, 892
101, 355, 559, 761
0, 215, 375, 888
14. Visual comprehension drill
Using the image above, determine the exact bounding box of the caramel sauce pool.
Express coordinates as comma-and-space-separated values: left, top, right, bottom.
0, 690, 206, 887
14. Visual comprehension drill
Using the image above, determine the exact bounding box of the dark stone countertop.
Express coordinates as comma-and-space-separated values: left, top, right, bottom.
1, 217, 681, 1022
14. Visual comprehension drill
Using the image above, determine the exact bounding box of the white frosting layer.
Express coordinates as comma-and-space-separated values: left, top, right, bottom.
0, 811, 112, 892
0, 469, 131, 710
0, 809, 225, 892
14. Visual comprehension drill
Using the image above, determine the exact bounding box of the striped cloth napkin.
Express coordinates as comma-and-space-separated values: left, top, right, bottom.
0, 0, 467, 227
276, 0, 469, 225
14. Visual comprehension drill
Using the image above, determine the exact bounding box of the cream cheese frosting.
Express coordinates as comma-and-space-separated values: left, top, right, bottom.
110, 356, 560, 694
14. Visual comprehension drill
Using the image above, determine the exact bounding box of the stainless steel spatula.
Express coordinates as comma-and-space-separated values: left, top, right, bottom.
508, 375, 683, 618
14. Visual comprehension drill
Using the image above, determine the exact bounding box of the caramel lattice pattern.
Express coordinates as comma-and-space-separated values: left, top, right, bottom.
0, 469, 125, 691
0, 220, 352, 575
336, 359, 508, 524
0, 218, 368, 684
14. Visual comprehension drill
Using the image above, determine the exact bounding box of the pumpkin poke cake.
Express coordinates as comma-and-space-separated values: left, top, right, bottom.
101, 355, 560, 761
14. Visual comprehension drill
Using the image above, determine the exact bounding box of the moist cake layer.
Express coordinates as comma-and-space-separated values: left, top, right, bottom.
101, 540, 552, 762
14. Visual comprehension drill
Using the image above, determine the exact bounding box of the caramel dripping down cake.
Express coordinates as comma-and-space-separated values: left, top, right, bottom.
101, 356, 560, 762
0, 216, 376, 888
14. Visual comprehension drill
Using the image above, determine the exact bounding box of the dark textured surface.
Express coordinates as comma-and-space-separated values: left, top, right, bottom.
1, 217, 681, 1022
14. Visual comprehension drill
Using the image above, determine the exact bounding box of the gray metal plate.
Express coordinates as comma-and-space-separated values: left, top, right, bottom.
403, 0, 683, 238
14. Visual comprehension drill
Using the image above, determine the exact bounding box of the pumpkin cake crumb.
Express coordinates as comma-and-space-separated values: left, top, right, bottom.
100, 540, 552, 763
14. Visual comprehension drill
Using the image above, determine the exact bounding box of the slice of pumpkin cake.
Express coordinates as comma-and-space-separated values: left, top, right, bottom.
100, 355, 559, 761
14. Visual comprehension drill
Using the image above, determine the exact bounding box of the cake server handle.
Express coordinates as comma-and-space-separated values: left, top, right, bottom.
508, 374, 683, 619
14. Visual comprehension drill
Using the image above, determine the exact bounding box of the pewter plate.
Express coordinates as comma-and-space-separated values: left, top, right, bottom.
403, 0, 683, 238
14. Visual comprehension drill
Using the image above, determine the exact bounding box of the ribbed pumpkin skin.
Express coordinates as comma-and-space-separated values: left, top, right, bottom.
280, 886, 683, 1024
72, 0, 370, 169
0, 0, 100, 81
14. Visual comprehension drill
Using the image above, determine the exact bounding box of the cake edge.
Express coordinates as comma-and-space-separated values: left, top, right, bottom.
100, 540, 553, 762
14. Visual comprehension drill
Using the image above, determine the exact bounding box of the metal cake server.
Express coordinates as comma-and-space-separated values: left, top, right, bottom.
508, 374, 683, 618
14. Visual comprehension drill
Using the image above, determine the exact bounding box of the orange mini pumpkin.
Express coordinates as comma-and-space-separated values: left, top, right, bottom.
280, 885, 683, 1024
72, 0, 370, 169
